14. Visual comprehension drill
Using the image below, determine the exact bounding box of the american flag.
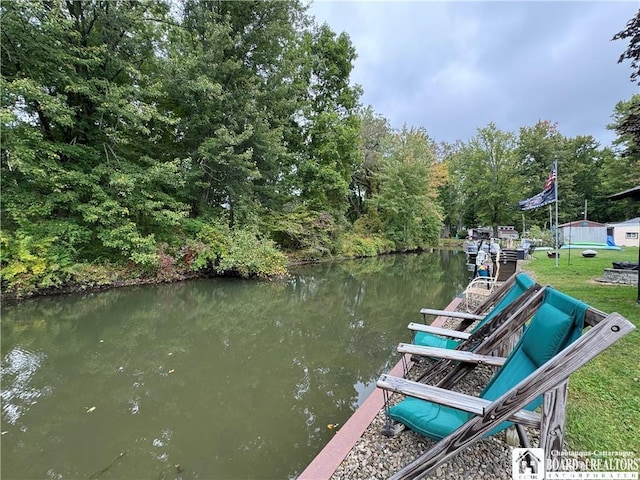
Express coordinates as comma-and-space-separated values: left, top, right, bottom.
544, 167, 557, 191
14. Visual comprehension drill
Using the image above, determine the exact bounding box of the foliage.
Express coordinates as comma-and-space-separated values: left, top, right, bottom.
338, 233, 394, 258
2, 0, 639, 296
297, 24, 363, 216
611, 9, 640, 171
217, 228, 287, 278
366, 127, 443, 250
267, 206, 341, 260
351, 106, 392, 219
1, 0, 189, 271
447, 123, 519, 235
606, 96, 640, 203
1, 231, 70, 294
612, 8, 640, 85
525, 225, 555, 247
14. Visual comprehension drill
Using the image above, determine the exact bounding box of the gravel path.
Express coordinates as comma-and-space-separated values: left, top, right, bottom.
330, 315, 526, 480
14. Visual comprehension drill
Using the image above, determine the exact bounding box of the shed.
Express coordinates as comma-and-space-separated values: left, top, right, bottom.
468, 227, 492, 240
607, 218, 640, 247
559, 220, 606, 245
497, 225, 519, 241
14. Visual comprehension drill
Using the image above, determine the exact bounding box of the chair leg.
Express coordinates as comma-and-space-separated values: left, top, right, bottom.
515, 424, 531, 449
540, 380, 569, 471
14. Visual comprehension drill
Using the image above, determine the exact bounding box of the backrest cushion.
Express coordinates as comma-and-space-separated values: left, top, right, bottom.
521, 303, 573, 367
481, 287, 587, 397
473, 273, 536, 332
514, 273, 536, 291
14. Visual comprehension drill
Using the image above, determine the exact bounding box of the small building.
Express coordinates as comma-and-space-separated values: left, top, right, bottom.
607, 218, 640, 247
559, 220, 606, 245
497, 225, 519, 241
468, 227, 492, 240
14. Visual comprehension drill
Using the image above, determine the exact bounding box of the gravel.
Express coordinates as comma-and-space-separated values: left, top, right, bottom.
329, 316, 526, 480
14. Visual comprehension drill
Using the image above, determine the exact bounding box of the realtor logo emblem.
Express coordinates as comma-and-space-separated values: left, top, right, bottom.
512, 448, 545, 480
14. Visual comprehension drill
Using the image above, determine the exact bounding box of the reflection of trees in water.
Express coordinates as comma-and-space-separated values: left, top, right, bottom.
1, 251, 468, 478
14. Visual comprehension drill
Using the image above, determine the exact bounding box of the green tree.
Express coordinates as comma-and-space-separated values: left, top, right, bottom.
350, 106, 392, 219
558, 135, 607, 223
612, 8, 640, 85
1, 0, 188, 276
611, 9, 640, 165
456, 123, 519, 235
437, 141, 467, 236
601, 96, 640, 219
162, 0, 306, 227
606, 96, 640, 187
367, 127, 443, 249
514, 121, 564, 229
297, 24, 362, 216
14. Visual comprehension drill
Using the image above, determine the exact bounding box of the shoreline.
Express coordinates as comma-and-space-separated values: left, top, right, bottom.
2, 246, 463, 303
298, 296, 465, 480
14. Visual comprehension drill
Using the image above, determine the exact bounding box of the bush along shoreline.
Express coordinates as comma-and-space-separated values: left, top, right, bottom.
1, 223, 444, 301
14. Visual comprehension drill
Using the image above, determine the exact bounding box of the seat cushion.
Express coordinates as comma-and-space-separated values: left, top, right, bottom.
413, 332, 460, 349
388, 397, 470, 440
479, 348, 542, 436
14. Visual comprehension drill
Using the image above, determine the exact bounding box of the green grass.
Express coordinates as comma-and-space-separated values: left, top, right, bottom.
522, 248, 640, 456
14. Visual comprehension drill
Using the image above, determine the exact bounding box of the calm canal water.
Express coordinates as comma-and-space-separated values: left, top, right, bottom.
1, 250, 468, 480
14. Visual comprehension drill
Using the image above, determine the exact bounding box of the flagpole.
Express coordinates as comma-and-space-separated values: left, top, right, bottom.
554, 159, 559, 267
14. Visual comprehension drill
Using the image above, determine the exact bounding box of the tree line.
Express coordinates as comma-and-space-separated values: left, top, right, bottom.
1, 1, 639, 296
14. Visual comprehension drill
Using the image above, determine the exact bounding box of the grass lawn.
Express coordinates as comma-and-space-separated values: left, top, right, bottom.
521, 247, 640, 456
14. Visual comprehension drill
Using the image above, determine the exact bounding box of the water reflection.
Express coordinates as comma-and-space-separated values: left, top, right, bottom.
1, 347, 49, 426
1, 251, 468, 479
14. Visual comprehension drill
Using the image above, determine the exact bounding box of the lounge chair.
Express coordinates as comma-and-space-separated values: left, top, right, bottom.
411, 272, 539, 351
377, 288, 634, 479
462, 265, 500, 311
407, 280, 546, 387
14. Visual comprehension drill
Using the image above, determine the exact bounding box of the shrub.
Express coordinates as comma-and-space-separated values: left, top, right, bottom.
0, 231, 73, 294
217, 228, 287, 278
267, 206, 341, 258
339, 233, 394, 257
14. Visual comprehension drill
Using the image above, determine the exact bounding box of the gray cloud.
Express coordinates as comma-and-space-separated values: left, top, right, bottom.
309, 1, 639, 146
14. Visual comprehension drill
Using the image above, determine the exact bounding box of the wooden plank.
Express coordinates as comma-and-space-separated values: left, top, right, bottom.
388, 312, 635, 480
377, 374, 541, 428
398, 343, 506, 367
473, 287, 545, 354
419, 286, 544, 387
407, 323, 472, 340
419, 309, 484, 321
540, 379, 569, 471
584, 306, 607, 327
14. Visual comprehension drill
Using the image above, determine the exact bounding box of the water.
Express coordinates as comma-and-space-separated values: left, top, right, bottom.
1, 251, 468, 479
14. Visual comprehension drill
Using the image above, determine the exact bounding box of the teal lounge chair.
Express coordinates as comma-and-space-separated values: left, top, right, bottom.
410, 272, 539, 350
377, 288, 634, 480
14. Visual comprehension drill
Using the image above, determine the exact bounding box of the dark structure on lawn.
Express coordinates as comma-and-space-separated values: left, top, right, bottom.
608, 186, 640, 304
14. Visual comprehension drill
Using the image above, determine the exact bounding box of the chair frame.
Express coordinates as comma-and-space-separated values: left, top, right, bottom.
411, 282, 545, 386
460, 251, 502, 311
377, 306, 634, 480
419, 272, 529, 329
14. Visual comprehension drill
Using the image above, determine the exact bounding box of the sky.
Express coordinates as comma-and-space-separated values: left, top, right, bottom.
308, 1, 639, 147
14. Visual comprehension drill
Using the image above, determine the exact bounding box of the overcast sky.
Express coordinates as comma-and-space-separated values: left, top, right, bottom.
308, 1, 639, 147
